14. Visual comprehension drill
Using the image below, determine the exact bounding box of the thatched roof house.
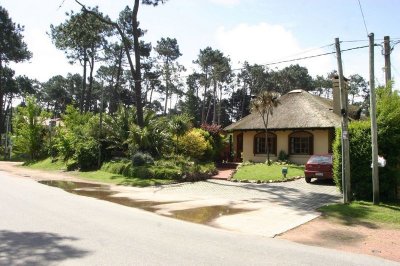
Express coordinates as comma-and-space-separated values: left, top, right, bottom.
224, 88, 359, 164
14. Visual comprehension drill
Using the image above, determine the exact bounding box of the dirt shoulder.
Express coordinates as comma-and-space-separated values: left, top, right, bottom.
277, 216, 400, 262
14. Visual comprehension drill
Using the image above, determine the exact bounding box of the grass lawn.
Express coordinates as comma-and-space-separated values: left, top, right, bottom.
319, 201, 400, 228
76, 170, 175, 187
23, 158, 67, 171
232, 163, 304, 182
24, 158, 175, 187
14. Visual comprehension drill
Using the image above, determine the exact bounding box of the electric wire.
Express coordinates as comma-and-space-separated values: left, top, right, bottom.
58, 0, 67, 10
133, 44, 372, 83
357, 0, 369, 36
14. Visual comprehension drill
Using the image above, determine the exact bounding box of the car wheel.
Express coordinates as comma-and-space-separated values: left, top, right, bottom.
305, 177, 311, 183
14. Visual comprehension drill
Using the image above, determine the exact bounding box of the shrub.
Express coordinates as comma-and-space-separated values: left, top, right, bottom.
278, 150, 288, 161
132, 166, 153, 179
101, 159, 131, 175
177, 128, 212, 160
74, 137, 99, 170
152, 166, 181, 180
132, 152, 154, 166
12, 97, 50, 160
333, 121, 397, 200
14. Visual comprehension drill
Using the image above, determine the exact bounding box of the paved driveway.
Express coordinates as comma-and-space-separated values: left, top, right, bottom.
113, 178, 342, 237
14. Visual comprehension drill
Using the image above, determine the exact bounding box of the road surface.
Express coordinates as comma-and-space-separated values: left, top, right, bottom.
0, 171, 397, 265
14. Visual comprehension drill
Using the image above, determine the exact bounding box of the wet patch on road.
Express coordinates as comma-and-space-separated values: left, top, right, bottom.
39, 180, 251, 225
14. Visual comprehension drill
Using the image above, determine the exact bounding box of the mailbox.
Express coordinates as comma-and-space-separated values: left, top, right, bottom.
282, 167, 288, 178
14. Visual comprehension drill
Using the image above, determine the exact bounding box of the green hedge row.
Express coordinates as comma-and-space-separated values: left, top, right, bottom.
333, 121, 398, 200
101, 159, 216, 181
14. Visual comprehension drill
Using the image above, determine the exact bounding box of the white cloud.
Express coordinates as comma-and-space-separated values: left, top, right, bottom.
209, 0, 240, 7
215, 23, 336, 77
9, 28, 80, 82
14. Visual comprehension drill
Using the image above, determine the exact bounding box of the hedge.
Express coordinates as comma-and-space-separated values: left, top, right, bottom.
333, 120, 398, 200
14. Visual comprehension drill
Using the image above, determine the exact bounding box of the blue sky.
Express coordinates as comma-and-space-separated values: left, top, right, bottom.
2, 0, 400, 89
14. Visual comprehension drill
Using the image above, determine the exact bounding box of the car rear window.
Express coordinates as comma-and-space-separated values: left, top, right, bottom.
308, 156, 332, 164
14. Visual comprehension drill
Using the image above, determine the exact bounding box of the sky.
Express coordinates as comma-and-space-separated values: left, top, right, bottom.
2, 0, 400, 90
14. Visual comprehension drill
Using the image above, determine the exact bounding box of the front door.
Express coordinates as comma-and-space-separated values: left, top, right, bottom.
236, 133, 243, 162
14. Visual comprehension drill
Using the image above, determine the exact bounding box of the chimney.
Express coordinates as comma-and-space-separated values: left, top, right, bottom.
331, 75, 348, 116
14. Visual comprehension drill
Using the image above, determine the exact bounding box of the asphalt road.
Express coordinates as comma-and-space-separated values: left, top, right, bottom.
0, 171, 397, 266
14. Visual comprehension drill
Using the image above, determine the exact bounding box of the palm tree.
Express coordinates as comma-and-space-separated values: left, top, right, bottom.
250, 91, 281, 165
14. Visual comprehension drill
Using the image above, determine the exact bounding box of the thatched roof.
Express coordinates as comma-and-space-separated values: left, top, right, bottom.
225, 90, 349, 131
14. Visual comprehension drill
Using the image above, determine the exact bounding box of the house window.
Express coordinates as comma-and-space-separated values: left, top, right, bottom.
289, 131, 313, 155
254, 132, 277, 155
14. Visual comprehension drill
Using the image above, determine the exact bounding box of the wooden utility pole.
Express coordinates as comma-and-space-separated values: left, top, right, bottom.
383, 36, 391, 87
335, 37, 351, 203
369, 33, 380, 204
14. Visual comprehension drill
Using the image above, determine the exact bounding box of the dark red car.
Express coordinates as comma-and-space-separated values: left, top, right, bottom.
304, 154, 333, 183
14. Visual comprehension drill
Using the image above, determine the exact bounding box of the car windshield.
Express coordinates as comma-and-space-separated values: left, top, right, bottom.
308, 155, 332, 164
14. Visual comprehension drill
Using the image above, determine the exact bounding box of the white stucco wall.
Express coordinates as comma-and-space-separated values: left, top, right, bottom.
239, 129, 330, 165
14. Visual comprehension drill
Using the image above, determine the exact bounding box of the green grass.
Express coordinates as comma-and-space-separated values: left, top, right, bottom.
75, 170, 175, 187
24, 158, 176, 187
23, 158, 67, 171
232, 163, 304, 181
319, 201, 400, 228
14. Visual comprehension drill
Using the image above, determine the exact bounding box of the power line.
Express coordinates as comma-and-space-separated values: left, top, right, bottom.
135, 44, 371, 83
357, 0, 369, 36
58, 0, 67, 10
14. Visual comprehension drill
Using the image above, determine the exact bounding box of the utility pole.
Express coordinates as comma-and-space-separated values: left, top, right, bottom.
383, 36, 391, 87
335, 37, 351, 203
369, 33, 380, 204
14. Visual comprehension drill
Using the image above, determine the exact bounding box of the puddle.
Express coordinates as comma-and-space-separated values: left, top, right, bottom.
168, 206, 250, 224
39, 180, 251, 225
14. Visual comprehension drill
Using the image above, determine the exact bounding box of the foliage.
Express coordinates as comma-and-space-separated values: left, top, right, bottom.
233, 163, 304, 181
127, 110, 172, 156
177, 128, 212, 160
23, 157, 67, 171
132, 151, 154, 166
278, 150, 288, 161
0, 6, 32, 133
102, 157, 215, 182
0, 6, 32, 63
12, 97, 50, 160
154, 37, 184, 114
51, 105, 99, 170
272, 64, 313, 94
319, 201, 400, 227
102, 105, 135, 157
250, 91, 281, 164
333, 118, 398, 201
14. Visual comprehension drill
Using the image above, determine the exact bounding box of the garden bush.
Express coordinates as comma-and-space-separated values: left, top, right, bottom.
74, 137, 99, 170
132, 152, 154, 166
177, 128, 212, 160
333, 121, 397, 200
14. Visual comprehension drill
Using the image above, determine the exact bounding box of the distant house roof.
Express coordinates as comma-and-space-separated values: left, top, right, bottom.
225, 90, 358, 131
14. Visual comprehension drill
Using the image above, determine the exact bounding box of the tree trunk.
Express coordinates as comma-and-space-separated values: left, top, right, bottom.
80, 49, 88, 113
205, 96, 212, 123
0, 55, 4, 133
110, 45, 124, 114
86, 48, 95, 112
75, 0, 143, 125
217, 84, 223, 125
164, 60, 170, 115
212, 78, 217, 124
240, 86, 247, 119
201, 72, 208, 124
131, 0, 144, 127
